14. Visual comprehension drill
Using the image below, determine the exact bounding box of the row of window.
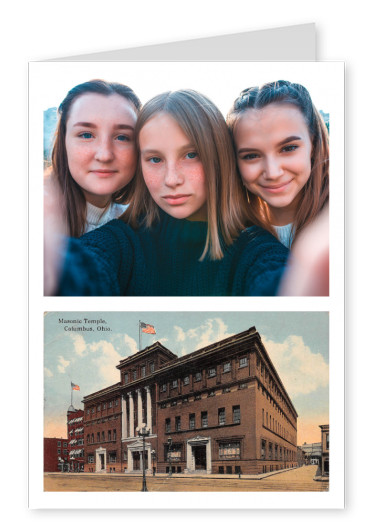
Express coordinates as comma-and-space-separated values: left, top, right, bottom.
160, 358, 248, 393
262, 408, 293, 442
122, 361, 156, 384
260, 439, 296, 461
257, 358, 295, 422
87, 429, 117, 444
57, 441, 67, 447
160, 383, 247, 409
165, 406, 241, 433
259, 382, 296, 431
87, 400, 119, 416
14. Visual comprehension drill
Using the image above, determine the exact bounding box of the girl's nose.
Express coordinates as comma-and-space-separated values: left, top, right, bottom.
264, 157, 284, 180
95, 138, 114, 162
164, 162, 184, 187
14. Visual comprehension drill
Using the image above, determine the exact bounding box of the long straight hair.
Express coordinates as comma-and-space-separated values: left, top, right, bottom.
123, 89, 253, 260
51, 79, 141, 237
227, 80, 329, 245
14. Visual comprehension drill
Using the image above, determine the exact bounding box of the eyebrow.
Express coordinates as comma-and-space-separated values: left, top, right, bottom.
72, 122, 134, 130
237, 135, 302, 154
141, 144, 195, 156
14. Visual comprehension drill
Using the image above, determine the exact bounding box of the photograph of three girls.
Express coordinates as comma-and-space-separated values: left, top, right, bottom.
44, 78, 329, 296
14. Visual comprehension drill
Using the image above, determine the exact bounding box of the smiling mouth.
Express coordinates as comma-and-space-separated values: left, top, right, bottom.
260, 180, 293, 192
163, 194, 191, 205
91, 170, 118, 178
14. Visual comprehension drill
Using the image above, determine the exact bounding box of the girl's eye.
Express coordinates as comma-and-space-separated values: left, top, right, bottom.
149, 156, 162, 164
242, 153, 260, 160
116, 134, 131, 142
79, 132, 93, 139
186, 152, 198, 160
282, 144, 298, 153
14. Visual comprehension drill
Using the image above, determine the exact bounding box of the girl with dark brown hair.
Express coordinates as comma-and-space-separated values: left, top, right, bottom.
50, 79, 141, 237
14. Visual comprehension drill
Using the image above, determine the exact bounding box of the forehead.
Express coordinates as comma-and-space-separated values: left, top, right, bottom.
67, 93, 137, 124
235, 103, 308, 138
140, 112, 191, 145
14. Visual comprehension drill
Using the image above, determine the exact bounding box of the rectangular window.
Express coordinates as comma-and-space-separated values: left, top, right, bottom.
218, 408, 226, 426
165, 418, 171, 433
261, 440, 266, 459
103, 403, 106, 410
97, 405, 101, 412
97, 432, 100, 442
113, 429, 116, 441
161, 384, 167, 392
201, 411, 208, 428
109, 452, 117, 463
109, 401, 113, 408
141, 366, 146, 378
150, 362, 155, 373
108, 430, 111, 441
189, 414, 195, 429
175, 416, 181, 431
57, 449, 61, 454
239, 356, 248, 368
207, 367, 216, 378
223, 362, 231, 373
326, 433, 329, 450
269, 442, 273, 459
194, 371, 202, 382
171, 379, 178, 389
219, 441, 240, 459
123, 373, 128, 383
102, 431, 105, 441
232, 405, 241, 424
88, 455, 94, 463
63, 442, 67, 447
183, 376, 190, 385
133, 369, 137, 380
57, 441, 61, 447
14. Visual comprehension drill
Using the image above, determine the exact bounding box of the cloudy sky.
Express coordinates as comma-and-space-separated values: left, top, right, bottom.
44, 311, 329, 445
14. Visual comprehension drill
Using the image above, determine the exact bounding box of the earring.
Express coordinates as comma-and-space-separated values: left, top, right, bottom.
246, 188, 251, 204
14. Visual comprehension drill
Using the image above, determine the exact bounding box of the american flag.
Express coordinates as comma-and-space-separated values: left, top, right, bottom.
140, 322, 156, 334
71, 382, 80, 391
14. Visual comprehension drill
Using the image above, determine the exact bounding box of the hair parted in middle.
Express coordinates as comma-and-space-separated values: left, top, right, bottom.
227, 79, 329, 245
123, 89, 255, 260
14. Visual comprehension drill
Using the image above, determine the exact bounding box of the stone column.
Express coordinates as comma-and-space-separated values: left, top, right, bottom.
206, 441, 212, 473
121, 394, 128, 439
145, 386, 152, 432
128, 392, 134, 437
137, 389, 143, 428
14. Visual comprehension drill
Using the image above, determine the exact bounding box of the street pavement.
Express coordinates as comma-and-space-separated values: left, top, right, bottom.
44, 465, 328, 492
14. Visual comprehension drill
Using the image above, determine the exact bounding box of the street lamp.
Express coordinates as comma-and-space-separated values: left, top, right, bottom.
136, 423, 150, 492
151, 449, 156, 476
167, 436, 172, 477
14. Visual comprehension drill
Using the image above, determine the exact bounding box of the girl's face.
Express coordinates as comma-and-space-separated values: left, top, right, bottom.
65, 93, 138, 208
234, 103, 312, 225
139, 112, 207, 221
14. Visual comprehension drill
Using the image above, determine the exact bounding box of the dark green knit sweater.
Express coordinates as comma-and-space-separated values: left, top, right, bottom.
58, 211, 288, 296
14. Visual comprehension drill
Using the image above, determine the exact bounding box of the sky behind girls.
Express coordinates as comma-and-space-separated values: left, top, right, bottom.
44, 311, 329, 446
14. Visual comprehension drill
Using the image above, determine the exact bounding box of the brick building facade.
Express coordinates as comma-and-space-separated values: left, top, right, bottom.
44, 437, 69, 472
83, 327, 298, 475
320, 424, 329, 476
67, 407, 85, 471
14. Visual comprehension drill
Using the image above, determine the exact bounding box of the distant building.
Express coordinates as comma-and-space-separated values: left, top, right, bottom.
319, 424, 329, 476
44, 437, 69, 472
300, 442, 322, 465
67, 407, 85, 471
83, 327, 298, 475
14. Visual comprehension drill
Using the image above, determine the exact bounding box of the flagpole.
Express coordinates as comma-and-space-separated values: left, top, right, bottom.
139, 321, 141, 351
70, 383, 73, 408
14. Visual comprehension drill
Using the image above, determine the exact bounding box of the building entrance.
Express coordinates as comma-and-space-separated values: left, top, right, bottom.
194, 445, 207, 470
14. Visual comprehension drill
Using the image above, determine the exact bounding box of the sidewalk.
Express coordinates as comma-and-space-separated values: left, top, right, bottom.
46, 466, 299, 481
